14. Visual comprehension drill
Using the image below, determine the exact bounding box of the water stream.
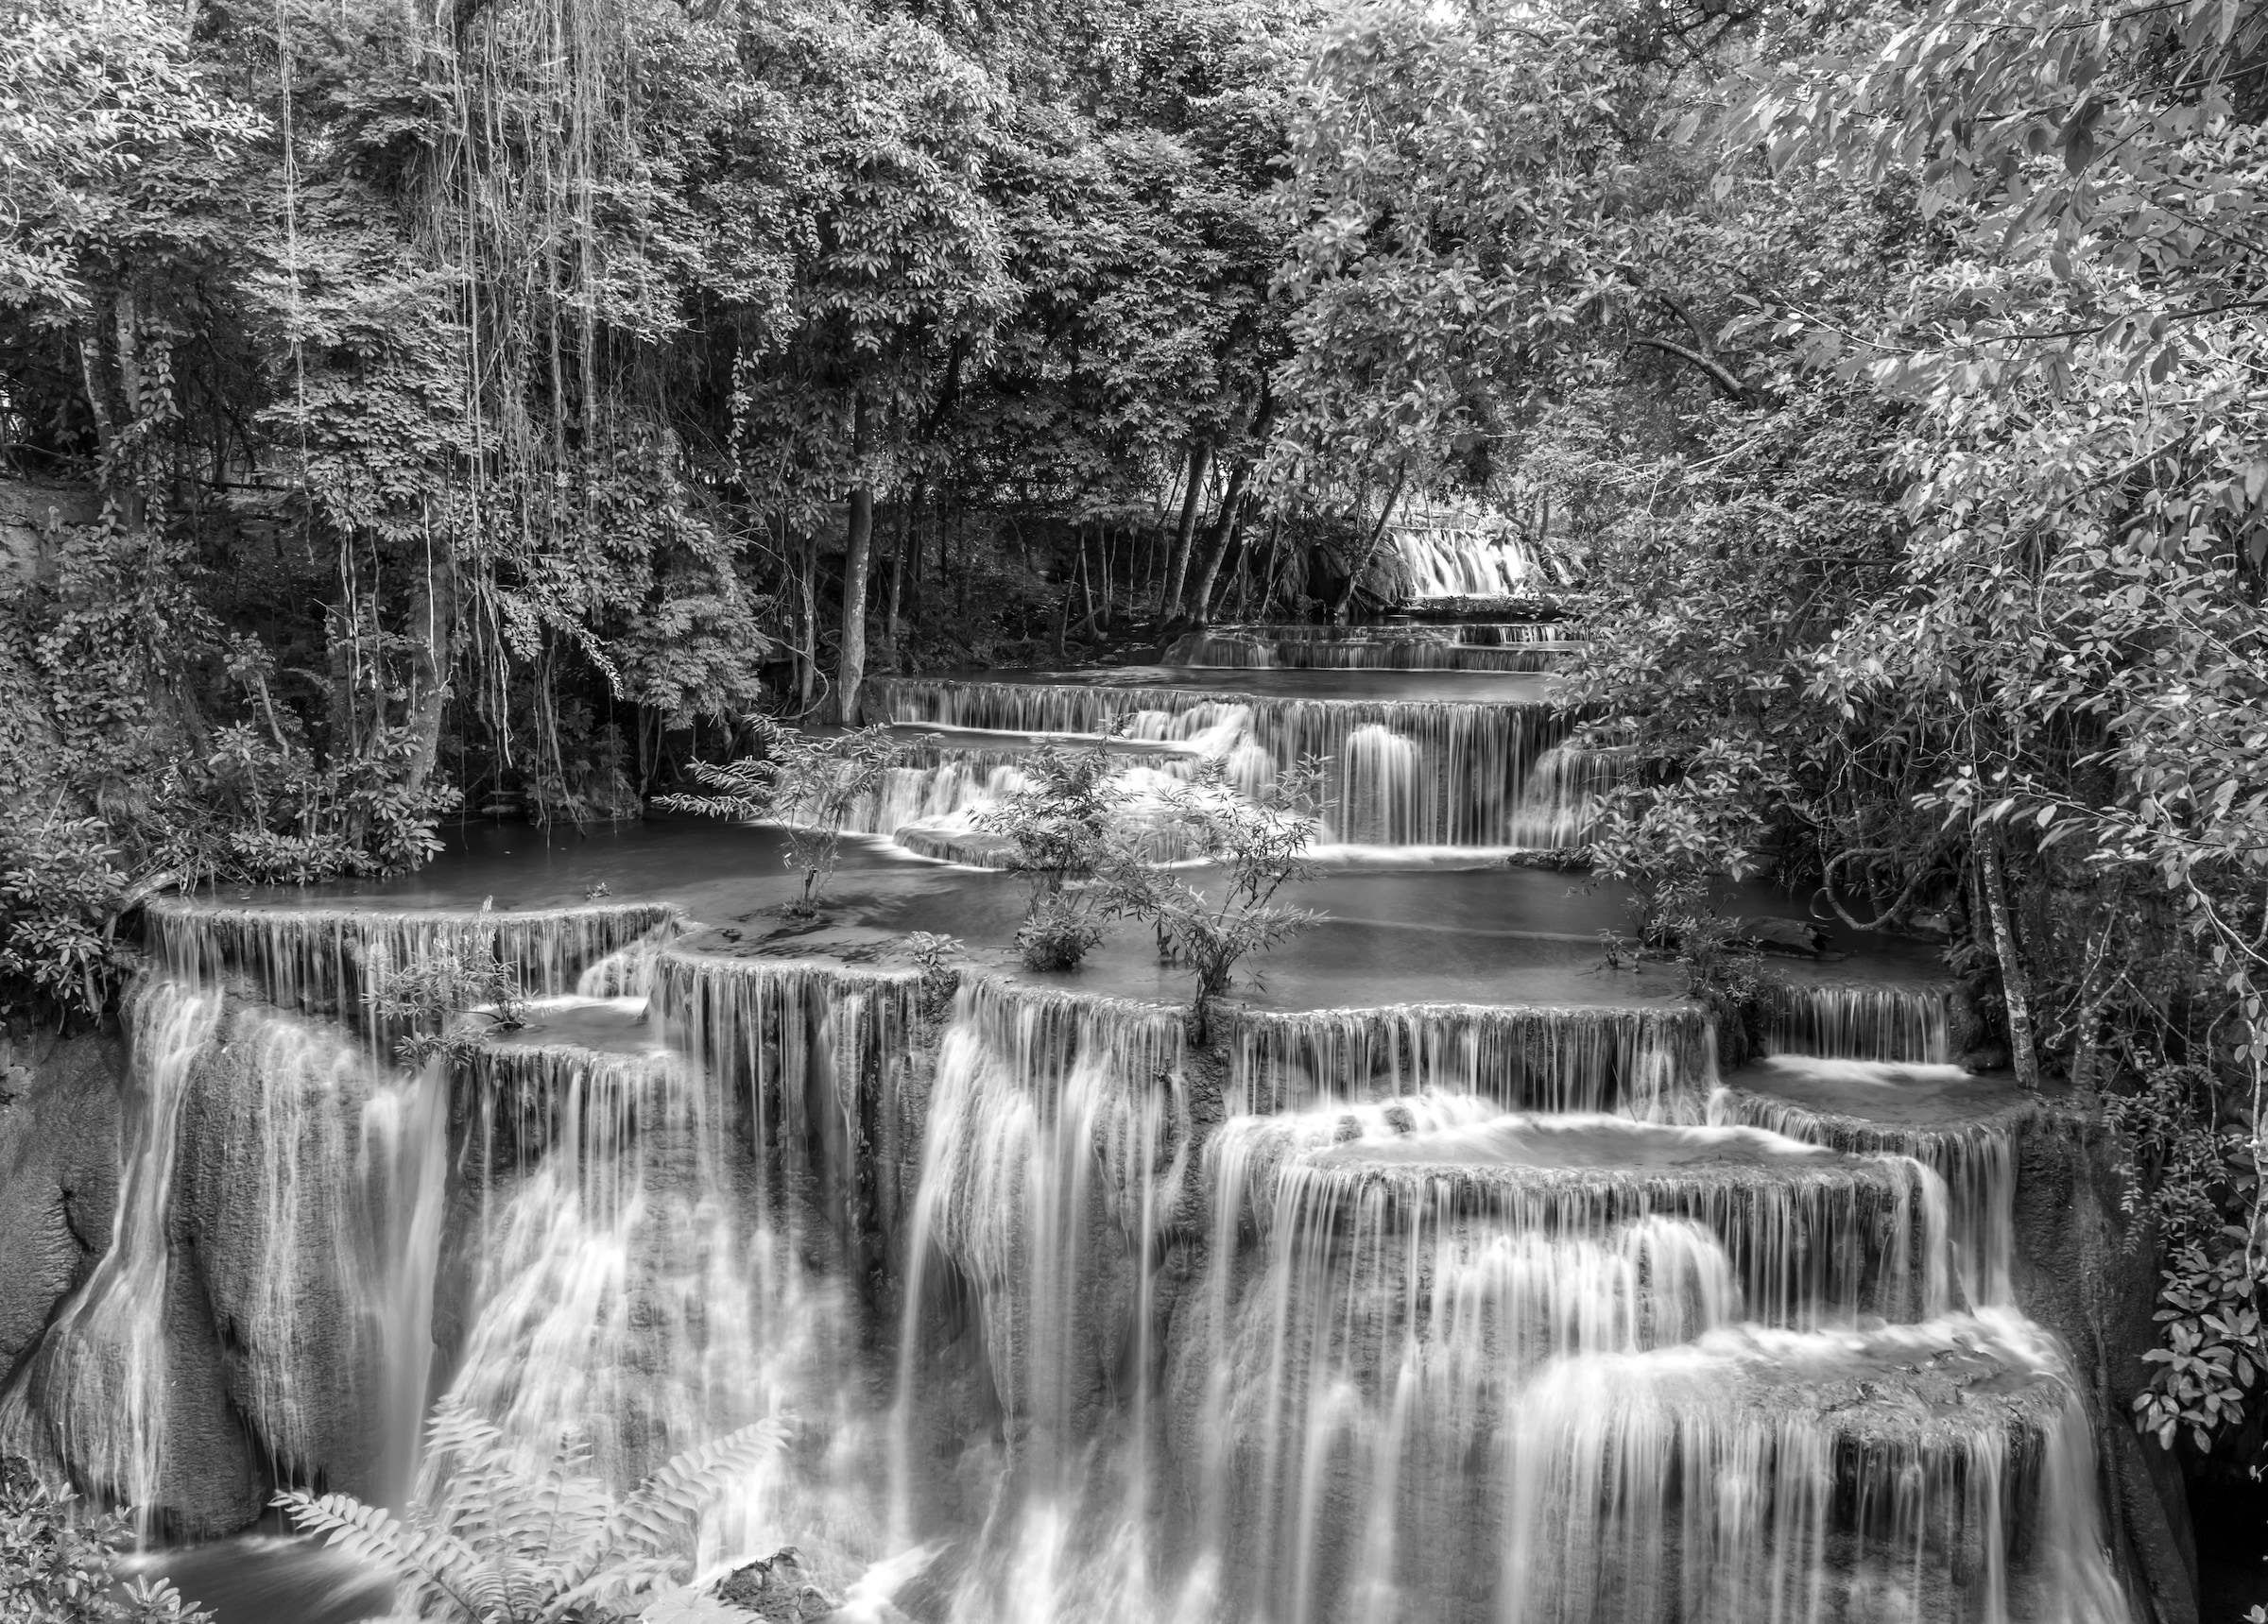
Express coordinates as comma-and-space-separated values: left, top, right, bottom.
1, 651, 2141, 1624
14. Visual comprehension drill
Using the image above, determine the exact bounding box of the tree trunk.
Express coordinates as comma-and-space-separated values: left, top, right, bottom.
1978, 833, 2041, 1089
1160, 439, 1211, 622
1329, 470, 1406, 624
885, 493, 913, 658
1186, 459, 1255, 624
797, 531, 817, 713
835, 389, 875, 725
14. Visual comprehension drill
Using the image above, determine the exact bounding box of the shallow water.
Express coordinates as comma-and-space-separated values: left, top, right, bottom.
130, 1536, 394, 1624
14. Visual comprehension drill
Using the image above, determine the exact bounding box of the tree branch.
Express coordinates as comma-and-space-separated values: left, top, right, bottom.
1627, 335, 1756, 403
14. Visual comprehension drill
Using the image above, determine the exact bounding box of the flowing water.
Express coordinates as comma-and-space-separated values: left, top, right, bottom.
2, 654, 2140, 1624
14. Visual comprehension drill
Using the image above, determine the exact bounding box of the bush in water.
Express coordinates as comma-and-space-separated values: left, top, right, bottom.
658, 719, 902, 919
1102, 755, 1326, 1042
975, 731, 1129, 973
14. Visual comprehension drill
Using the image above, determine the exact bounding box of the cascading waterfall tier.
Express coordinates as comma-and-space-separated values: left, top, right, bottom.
146, 897, 679, 1023
1487, 1313, 2126, 1624
0, 980, 445, 1531
1204, 1097, 1951, 1327
1160, 1091, 2119, 1624
0, 981, 232, 1536
837, 738, 1197, 845
1165, 629, 1579, 673
431, 991, 885, 1579
5, 866, 2143, 1624
653, 947, 921, 1270
1384, 522, 1571, 600
886, 977, 1193, 1618
1759, 979, 1953, 1065
868, 675, 1580, 847
1711, 1058, 2036, 1309
1228, 1000, 1712, 1119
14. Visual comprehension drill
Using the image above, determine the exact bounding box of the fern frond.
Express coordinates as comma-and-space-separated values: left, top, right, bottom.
557, 1551, 693, 1614
600, 1420, 787, 1558
274, 1491, 496, 1619
421, 1399, 517, 1477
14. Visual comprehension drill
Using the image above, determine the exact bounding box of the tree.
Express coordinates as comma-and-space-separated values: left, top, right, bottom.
974, 735, 1127, 971
1102, 755, 1324, 1040
654, 718, 901, 918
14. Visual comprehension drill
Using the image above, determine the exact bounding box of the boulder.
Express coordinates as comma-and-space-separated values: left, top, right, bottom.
1733, 915, 1827, 956
0, 1032, 122, 1376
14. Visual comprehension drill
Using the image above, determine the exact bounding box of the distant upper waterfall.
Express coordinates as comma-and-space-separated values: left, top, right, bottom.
1381, 510, 1573, 603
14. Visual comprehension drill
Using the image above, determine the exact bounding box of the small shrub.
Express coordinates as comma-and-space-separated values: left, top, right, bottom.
976, 735, 1127, 972
0, 816, 136, 1029
2105, 1062, 2266, 1460
906, 930, 964, 1017
657, 718, 901, 918
371, 906, 529, 1069
1014, 892, 1108, 973
1101, 756, 1325, 1041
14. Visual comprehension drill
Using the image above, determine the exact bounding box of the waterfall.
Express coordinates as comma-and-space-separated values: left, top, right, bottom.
1165, 629, 1577, 673
1338, 725, 1424, 846
146, 897, 679, 1024
3, 879, 2141, 1624
1506, 743, 1625, 849
1228, 1001, 1712, 1119
888, 979, 1190, 1621
1711, 1062, 2030, 1308
1387, 525, 1565, 600
437, 1003, 875, 1572
0, 981, 223, 1537
654, 949, 921, 1274
1759, 980, 1952, 1064
870, 677, 1578, 847
1491, 1312, 2125, 1624
1203, 1099, 1950, 1328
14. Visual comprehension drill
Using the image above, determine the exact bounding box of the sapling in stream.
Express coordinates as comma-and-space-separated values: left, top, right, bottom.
1103, 755, 1326, 1041
975, 731, 1129, 971
656, 717, 902, 918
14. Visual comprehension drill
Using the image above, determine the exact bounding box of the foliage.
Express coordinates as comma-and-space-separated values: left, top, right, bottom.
654, 719, 900, 918
1011, 893, 1108, 975
275, 1398, 783, 1624
1648, 878, 1762, 1068
371, 911, 530, 1070
2106, 1064, 2268, 1461
975, 734, 1129, 971
1101, 756, 1324, 1040
905, 929, 964, 1017
0, 1459, 214, 1623
0, 814, 134, 1028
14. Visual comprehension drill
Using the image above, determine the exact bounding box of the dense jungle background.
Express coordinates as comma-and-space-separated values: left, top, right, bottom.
5, 0, 2268, 1558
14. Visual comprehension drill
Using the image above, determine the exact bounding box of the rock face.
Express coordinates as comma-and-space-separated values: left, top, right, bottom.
174, 995, 392, 1499
2012, 1111, 2199, 1624
0, 1032, 122, 1377
2, 1005, 266, 1539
